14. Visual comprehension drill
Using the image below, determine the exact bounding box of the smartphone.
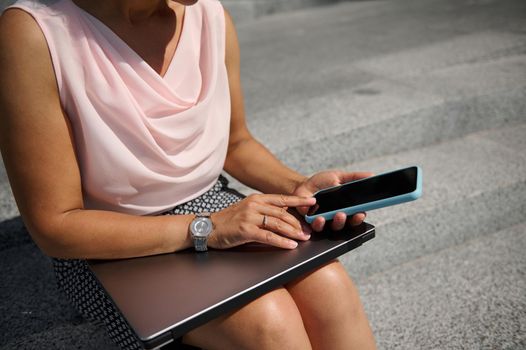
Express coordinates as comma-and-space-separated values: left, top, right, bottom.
305, 166, 422, 223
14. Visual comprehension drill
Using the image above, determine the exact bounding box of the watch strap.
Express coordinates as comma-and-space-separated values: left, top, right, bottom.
194, 236, 208, 252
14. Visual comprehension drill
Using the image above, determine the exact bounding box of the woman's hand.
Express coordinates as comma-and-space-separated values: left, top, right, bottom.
293, 170, 374, 232
209, 194, 315, 249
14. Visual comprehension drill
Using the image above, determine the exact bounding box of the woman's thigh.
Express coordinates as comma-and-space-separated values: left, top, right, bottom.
182, 286, 312, 350
285, 259, 361, 320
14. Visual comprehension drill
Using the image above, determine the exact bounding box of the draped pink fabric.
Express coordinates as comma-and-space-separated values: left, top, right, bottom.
8, 0, 231, 215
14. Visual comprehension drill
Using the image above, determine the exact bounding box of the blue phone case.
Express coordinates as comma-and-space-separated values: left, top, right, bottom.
304, 166, 423, 224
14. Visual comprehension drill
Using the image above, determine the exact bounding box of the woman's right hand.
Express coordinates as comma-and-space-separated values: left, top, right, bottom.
208, 194, 316, 250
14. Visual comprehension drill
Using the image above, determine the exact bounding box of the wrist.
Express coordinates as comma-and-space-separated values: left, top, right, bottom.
160, 215, 194, 253
180, 215, 196, 251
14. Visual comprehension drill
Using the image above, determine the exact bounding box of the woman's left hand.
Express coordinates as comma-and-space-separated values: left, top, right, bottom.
293, 170, 374, 232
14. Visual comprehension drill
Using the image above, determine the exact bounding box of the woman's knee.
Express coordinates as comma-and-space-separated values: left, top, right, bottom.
247, 289, 310, 348
287, 260, 364, 324
183, 287, 311, 350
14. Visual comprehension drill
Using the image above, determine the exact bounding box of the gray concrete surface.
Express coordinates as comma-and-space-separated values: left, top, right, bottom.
234, 0, 526, 173
340, 124, 526, 278
360, 222, 526, 350
221, 0, 343, 23
1, 0, 525, 349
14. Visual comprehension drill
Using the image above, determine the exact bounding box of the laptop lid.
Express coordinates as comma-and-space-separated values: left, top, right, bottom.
88, 222, 375, 349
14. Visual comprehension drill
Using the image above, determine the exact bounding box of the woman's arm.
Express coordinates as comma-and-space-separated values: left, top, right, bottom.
0, 9, 195, 259
222, 10, 307, 196
0, 9, 311, 258
221, 10, 373, 232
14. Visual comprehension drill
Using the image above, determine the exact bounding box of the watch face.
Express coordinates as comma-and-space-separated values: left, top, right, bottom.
191, 218, 212, 237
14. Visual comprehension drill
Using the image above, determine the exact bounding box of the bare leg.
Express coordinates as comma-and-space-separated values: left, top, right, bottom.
182, 287, 312, 350
285, 260, 376, 350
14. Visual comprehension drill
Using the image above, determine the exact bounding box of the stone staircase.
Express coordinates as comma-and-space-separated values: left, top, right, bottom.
228, 0, 526, 347
1, 0, 525, 349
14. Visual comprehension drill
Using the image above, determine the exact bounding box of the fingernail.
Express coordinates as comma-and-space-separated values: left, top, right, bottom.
288, 241, 298, 248
304, 234, 311, 240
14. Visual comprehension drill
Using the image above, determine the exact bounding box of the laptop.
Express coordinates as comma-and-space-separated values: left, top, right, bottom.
88, 222, 375, 349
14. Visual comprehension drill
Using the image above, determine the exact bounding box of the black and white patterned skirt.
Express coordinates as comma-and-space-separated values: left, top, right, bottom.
52, 175, 245, 350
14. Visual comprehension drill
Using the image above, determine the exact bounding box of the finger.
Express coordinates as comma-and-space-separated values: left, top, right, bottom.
311, 216, 325, 233
261, 205, 302, 231
252, 228, 298, 249
331, 212, 347, 231
288, 209, 313, 235
338, 171, 375, 183
262, 194, 316, 208
262, 214, 310, 241
349, 212, 366, 226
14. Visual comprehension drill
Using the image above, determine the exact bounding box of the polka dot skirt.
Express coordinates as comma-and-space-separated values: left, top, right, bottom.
52, 176, 245, 350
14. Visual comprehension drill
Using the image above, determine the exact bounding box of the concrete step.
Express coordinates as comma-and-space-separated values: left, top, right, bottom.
358, 222, 526, 349
238, 0, 526, 115
246, 39, 526, 173
337, 123, 526, 278
234, 0, 526, 173
221, 0, 342, 24
0, 240, 119, 349
0, 322, 117, 350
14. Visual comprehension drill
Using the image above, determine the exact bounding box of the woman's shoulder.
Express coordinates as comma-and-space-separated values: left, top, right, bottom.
0, 7, 49, 63
0, 4, 60, 112
0, 0, 68, 50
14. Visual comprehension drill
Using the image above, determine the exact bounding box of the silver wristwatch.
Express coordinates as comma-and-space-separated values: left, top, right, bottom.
189, 212, 213, 252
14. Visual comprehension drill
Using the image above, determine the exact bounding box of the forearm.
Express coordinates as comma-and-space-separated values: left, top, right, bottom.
224, 137, 307, 195
35, 209, 194, 260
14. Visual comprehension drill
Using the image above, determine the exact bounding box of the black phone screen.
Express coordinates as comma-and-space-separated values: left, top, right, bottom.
307, 167, 418, 216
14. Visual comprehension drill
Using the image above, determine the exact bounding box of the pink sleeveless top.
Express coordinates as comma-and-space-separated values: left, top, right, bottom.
8, 0, 231, 215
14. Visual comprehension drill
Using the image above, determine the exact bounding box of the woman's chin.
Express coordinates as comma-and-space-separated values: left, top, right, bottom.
175, 0, 199, 5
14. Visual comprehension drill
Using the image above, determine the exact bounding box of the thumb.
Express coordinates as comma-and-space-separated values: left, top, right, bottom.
296, 205, 309, 216
296, 200, 317, 216
292, 187, 315, 216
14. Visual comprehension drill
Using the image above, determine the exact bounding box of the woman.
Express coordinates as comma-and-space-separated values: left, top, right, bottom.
0, 0, 376, 349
